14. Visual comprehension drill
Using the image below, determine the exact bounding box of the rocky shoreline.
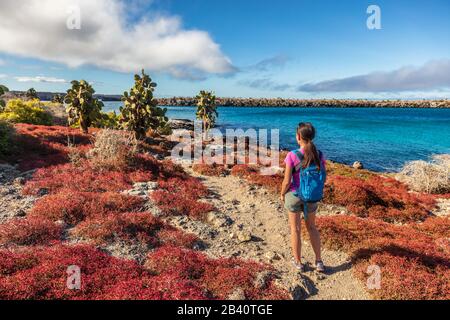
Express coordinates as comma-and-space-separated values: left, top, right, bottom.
4, 92, 449, 108
158, 97, 450, 108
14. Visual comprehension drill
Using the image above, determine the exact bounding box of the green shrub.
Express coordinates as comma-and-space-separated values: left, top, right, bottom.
0, 99, 53, 125
0, 120, 13, 156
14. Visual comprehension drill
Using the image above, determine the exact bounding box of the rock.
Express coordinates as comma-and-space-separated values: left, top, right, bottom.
265, 251, 281, 262
237, 230, 252, 243
37, 188, 49, 197
227, 288, 246, 300
168, 119, 194, 131
143, 200, 163, 218
13, 177, 26, 186
206, 212, 216, 223
352, 161, 364, 170
254, 271, 273, 290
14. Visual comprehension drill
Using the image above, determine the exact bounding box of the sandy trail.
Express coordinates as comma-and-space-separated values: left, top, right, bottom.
171, 167, 370, 300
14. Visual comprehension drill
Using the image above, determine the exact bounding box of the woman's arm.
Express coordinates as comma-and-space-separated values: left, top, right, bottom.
280, 165, 293, 202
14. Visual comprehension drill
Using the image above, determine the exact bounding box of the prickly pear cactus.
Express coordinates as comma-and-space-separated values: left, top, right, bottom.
64, 80, 103, 134
196, 90, 218, 133
0, 85, 9, 110
51, 94, 64, 104
26, 88, 38, 100
120, 69, 168, 140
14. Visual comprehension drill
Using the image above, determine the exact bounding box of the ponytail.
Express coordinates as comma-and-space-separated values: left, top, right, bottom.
297, 123, 321, 170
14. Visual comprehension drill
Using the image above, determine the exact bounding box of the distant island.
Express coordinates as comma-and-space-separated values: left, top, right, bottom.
7, 91, 450, 108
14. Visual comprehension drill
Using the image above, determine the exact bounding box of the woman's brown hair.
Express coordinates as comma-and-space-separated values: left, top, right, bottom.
297, 122, 321, 170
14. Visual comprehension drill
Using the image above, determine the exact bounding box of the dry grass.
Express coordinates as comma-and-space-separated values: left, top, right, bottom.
397, 155, 450, 194
87, 129, 138, 171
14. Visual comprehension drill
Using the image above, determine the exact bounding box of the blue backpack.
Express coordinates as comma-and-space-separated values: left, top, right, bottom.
292, 149, 326, 219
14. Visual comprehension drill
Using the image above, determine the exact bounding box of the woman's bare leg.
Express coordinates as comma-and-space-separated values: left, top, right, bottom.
288, 211, 302, 263
305, 212, 322, 262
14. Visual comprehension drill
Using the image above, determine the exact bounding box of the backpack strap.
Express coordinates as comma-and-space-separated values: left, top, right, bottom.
292, 150, 303, 173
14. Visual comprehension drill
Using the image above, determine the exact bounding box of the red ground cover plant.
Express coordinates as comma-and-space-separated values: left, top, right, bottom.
315, 215, 450, 300
6, 124, 93, 171
230, 164, 259, 178
324, 175, 436, 223
192, 163, 228, 177
151, 177, 215, 220
411, 216, 450, 239
0, 218, 63, 246
145, 246, 289, 300
157, 177, 210, 199
23, 156, 189, 196
0, 244, 190, 300
23, 162, 140, 195
14, 124, 92, 146
354, 250, 449, 300
73, 212, 199, 249
99, 274, 208, 300
151, 191, 215, 220
29, 191, 144, 225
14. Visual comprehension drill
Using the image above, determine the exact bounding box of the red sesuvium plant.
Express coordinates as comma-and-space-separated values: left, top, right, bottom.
73, 212, 199, 249
4, 124, 93, 171
29, 191, 144, 226
151, 177, 215, 220
231, 164, 283, 194
0, 245, 170, 300
0, 218, 63, 246
0, 244, 288, 300
145, 245, 289, 300
324, 175, 436, 223
151, 191, 215, 220
22, 161, 152, 195
192, 163, 228, 177
315, 215, 450, 300
0, 124, 292, 300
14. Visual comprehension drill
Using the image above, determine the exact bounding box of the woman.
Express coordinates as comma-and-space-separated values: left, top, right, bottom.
280, 122, 326, 273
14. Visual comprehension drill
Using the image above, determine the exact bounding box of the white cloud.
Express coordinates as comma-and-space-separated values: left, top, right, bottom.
0, 0, 235, 79
297, 59, 450, 93
0, 74, 7, 78
15, 76, 68, 83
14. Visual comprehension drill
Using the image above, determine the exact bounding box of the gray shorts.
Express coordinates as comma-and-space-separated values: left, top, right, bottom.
284, 192, 319, 215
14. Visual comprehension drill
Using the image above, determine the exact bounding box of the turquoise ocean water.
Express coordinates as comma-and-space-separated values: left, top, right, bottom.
104, 102, 450, 172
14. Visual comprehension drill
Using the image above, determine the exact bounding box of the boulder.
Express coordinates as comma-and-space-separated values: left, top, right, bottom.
352, 161, 364, 170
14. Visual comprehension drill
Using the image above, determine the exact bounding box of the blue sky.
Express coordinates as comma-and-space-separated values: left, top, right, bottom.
0, 0, 449, 98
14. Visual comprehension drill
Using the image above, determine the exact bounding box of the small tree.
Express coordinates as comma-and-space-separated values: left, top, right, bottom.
64, 80, 103, 134
196, 90, 218, 134
26, 88, 38, 100
120, 69, 168, 140
0, 85, 9, 110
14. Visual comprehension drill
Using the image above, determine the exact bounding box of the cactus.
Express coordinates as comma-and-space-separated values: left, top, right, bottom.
196, 90, 218, 133
120, 69, 168, 140
0, 85, 9, 110
64, 80, 103, 134
51, 94, 64, 104
26, 88, 38, 100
